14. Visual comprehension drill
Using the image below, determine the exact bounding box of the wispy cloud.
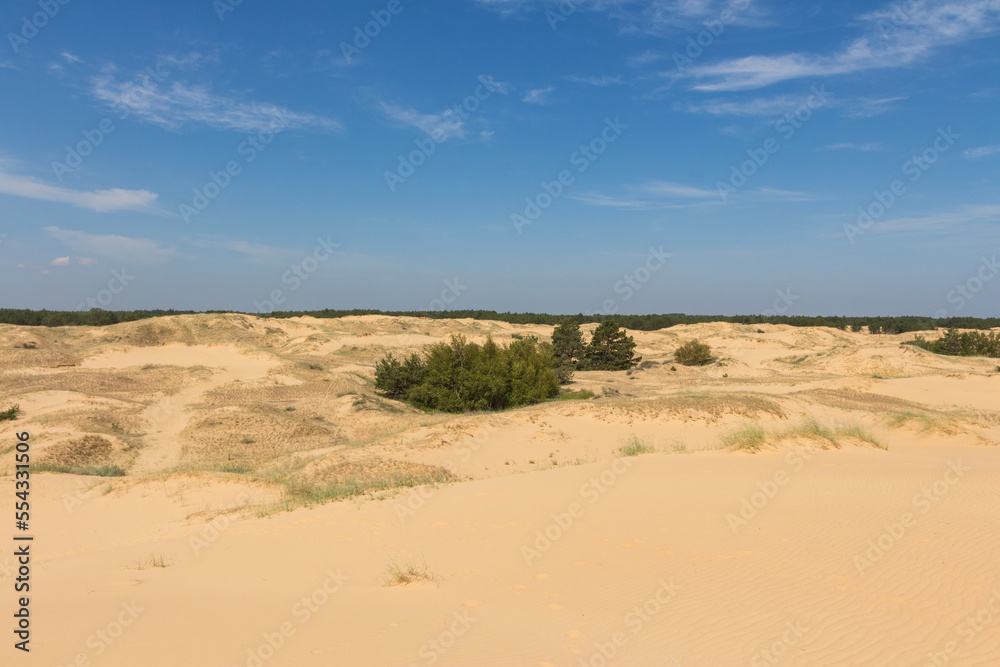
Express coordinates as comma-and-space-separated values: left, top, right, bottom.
60, 51, 84, 64
50, 257, 71, 266
573, 180, 818, 209
681, 1, 1000, 91
681, 93, 818, 117
380, 102, 467, 140
45, 227, 179, 264
474, 0, 767, 32
522, 87, 554, 105
822, 142, 883, 152
875, 205, 1000, 234
92, 73, 342, 133
0, 168, 158, 212
965, 144, 1000, 160
565, 74, 623, 86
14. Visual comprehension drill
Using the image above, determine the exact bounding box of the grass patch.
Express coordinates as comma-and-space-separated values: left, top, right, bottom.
837, 423, 886, 449
670, 441, 688, 454
0, 404, 20, 421
722, 422, 767, 452
383, 557, 434, 586
619, 435, 656, 456
216, 461, 255, 474
555, 389, 596, 401
32, 463, 127, 477
887, 410, 945, 433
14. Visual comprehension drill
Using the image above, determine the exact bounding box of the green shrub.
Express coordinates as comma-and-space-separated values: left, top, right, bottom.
907, 329, 1000, 358
674, 340, 713, 366
375, 335, 558, 413
0, 404, 20, 421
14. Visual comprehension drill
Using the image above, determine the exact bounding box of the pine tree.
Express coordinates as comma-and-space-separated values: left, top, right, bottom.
584, 319, 640, 371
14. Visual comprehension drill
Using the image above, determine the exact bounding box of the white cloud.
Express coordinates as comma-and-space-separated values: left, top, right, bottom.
50, 256, 70, 266
874, 205, 1000, 234
474, 0, 766, 32
639, 180, 718, 198
522, 87, 554, 105
92, 74, 342, 133
45, 227, 179, 265
823, 142, 884, 152
965, 144, 1000, 160
681, 1, 1000, 91
61, 51, 84, 64
0, 169, 158, 212
380, 102, 467, 140
566, 74, 623, 86
681, 94, 817, 116
77, 257, 97, 265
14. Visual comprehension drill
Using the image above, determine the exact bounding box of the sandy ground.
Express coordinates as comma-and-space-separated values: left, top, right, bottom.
1, 314, 999, 666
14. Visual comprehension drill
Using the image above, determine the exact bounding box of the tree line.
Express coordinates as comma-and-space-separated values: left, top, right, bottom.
1, 308, 998, 333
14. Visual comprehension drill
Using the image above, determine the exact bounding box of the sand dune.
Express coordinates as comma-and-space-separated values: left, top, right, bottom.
2, 315, 999, 665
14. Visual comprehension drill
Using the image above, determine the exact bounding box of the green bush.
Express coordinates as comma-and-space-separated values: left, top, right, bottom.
674, 340, 713, 366
0, 404, 20, 421
374, 335, 558, 413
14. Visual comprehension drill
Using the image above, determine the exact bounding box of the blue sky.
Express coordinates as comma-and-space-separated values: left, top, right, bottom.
1, 0, 998, 317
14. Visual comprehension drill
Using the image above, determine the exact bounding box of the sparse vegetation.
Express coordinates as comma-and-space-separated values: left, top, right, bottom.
128, 554, 169, 570
383, 557, 433, 586
674, 340, 713, 366
619, 436, 655, 456
722, 422, 767, 452
32, 463, 127, 477
555, 389, 595, 401
0, 404, 20, 421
